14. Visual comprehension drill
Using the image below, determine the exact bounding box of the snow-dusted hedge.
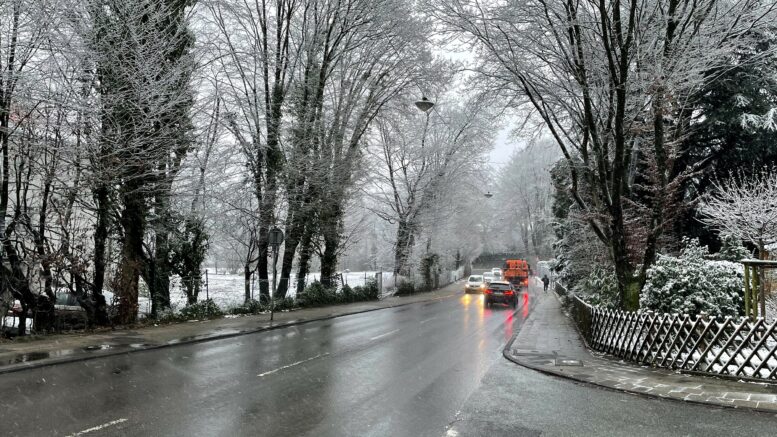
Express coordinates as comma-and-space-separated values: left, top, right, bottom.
572, 265, 619, 309
640, 239, 744, 318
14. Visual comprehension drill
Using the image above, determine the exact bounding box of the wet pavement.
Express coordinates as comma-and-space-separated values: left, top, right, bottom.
3, 279, 775, 436
446, 289, 777, 437
0, 285, 461, 373
505, 290, 777, 413
0, 281, 529, 436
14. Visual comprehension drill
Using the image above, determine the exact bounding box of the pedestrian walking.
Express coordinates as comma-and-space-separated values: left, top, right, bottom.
542, 274, 550, 292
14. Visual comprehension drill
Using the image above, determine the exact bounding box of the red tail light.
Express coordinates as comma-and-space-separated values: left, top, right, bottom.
484, 289, 493, 294
505, 291, 514, 295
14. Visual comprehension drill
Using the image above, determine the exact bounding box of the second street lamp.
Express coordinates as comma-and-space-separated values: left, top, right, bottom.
415, 96, 435, 112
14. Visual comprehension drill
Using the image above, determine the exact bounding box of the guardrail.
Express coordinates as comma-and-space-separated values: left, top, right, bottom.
564, 289, 777, 381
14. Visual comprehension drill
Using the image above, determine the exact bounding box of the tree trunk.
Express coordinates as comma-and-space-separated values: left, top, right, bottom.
296, 226, 314, 292
394, 219, 413, 275
150, 229, 171, 315
320, 234, 338, 288
93, 183, 110, 298
244, 263, 252, 303
611, 215, 639, 310
256, 225, 270, 299
277, 214, 304, 298
115, 190, 146, 324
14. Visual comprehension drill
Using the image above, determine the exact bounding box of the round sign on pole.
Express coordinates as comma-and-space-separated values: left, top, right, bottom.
268, 227, 284, 247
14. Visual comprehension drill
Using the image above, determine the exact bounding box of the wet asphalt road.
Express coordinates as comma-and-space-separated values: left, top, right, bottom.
0, 281, 526, 437
2, 278, 776, 436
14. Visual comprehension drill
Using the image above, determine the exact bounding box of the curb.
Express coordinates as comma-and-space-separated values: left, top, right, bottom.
501, 298, 777, 416
0, 289, 461, 376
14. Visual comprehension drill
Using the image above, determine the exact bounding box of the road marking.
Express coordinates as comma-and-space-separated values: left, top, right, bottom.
369, 328, 400, 341
257, 353, 330, 377
66, 418, 128, 436
419, 317, 435, 324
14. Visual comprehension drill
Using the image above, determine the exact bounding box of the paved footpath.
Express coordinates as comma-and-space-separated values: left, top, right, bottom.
505, 289, 777, 413
0, 283, 462, 375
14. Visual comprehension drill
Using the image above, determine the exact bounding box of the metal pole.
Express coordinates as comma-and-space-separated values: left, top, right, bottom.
271, 246, 278, 322
205, 269, 209, 317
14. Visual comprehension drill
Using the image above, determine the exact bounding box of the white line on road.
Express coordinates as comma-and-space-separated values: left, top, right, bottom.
369, 328, 400, 341
419, 317, 435, 324
66, 418, 128, 436
257, 353, 330, 377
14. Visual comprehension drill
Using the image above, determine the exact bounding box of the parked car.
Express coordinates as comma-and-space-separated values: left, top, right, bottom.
464, 275, 486, 294
483, 281, 517, 308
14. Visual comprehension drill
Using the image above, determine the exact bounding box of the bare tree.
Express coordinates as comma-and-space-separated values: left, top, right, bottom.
429, 0, 777, 309
204, 0, 300, 299
370, 96, 493, 275
699, 168, 777, 259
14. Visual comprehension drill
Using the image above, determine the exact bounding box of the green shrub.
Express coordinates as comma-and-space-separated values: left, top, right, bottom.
395, 281, 416, 296
230, 299, 263, 315
297, 280, 379, 307
341, 284, 355, 301
572, 265, 619, 308
179, 299, 223, 320
641, 238, 743, 318
272, 297, 297, 311
297, 281, 340, 307
361, 279, 380, 300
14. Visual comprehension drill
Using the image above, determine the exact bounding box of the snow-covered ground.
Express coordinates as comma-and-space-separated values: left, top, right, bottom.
138, 271, 389, 315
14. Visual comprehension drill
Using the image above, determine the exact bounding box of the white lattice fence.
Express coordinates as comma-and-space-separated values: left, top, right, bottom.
571, 294, 777, 380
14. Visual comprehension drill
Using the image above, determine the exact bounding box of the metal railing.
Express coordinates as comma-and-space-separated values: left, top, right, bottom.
568, 292, 777, 381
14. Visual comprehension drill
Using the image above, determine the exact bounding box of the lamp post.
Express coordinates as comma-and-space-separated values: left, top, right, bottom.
268, 226, 284, 322
415, 96, 435, 112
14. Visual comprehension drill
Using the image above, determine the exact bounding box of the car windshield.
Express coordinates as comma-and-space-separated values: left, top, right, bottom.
468, 276, 483, 282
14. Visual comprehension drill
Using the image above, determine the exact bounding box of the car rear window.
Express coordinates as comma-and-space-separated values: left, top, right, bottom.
489, 283, 511, 291
468, 276, 483, 282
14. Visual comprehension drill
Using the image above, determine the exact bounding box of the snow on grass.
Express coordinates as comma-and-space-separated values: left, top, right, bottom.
139, 271, 384, 315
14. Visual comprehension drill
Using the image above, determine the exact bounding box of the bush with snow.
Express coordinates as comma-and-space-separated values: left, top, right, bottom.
640, 239, 744, 318
572, 265, 619, 309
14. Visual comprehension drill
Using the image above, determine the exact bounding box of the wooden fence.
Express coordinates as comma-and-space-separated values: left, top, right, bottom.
565, 290, 777, 381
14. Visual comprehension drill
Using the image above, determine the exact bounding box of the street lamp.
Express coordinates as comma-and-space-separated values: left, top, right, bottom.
268, 226, 284, 322
415, 96, 435, 112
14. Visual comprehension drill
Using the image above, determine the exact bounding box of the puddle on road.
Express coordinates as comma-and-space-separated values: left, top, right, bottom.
6, 349, 76, 365
83, 344, 113, 351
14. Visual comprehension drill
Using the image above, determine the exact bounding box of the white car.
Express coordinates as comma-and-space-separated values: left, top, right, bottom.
483, 272, 495, 284
492, 268, 502, 276
464, 275, 486, 294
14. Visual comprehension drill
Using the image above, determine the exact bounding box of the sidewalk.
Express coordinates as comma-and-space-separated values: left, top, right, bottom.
0, 283, 462, 375
504, 290, 777, 413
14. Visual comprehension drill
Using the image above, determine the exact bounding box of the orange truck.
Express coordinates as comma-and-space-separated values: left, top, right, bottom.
503, 259, 531, 288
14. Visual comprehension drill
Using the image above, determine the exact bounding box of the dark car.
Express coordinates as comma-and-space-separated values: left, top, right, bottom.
483, 281, 517, 308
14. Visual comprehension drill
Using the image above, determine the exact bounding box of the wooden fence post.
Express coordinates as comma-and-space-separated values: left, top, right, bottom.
744, 265, 751, 320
